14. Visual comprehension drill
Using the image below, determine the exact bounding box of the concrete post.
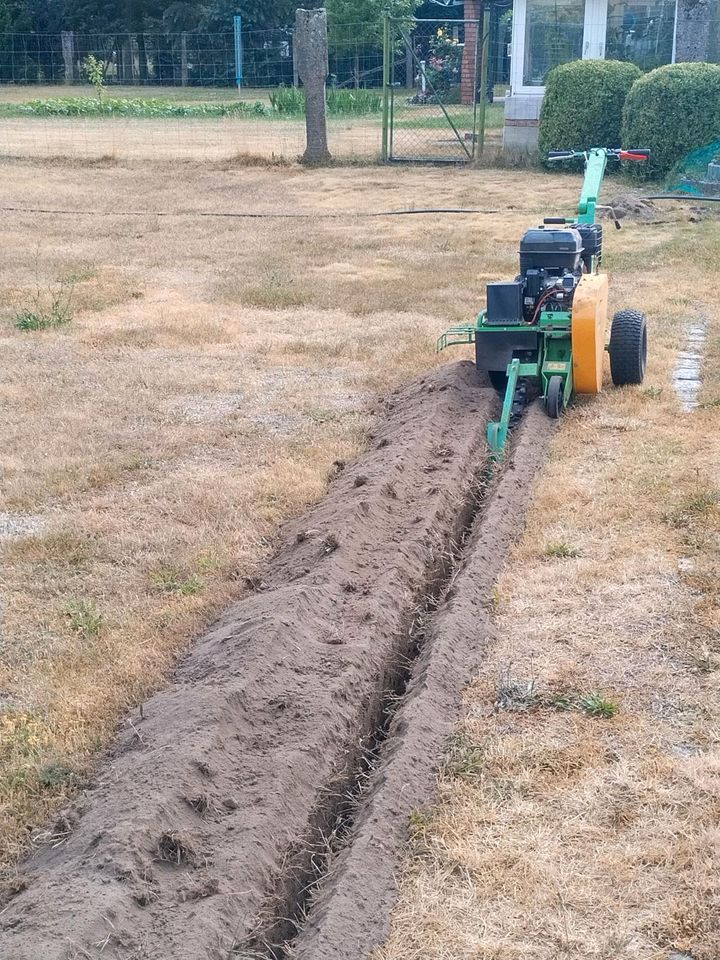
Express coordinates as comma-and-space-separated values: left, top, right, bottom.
181, 33, 188, 86
61, 31, 75, 84
461, 0, 481, 105
295, 8, 331, 165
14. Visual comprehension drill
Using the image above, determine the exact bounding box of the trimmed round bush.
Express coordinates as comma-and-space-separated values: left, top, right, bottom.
539, 60, 642, 164
622, 62, 720, 181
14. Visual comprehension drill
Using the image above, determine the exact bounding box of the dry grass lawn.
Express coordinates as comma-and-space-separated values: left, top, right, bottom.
377, 209, 720, 957
0, 159, 575, 866
0, 159, 718, 960
0, 84, 504, 161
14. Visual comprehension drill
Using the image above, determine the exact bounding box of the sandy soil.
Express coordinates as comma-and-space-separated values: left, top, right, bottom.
0, 362, 499, 959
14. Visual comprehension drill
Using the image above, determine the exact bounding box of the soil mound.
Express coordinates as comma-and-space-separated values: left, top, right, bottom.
0, 361, 495, 960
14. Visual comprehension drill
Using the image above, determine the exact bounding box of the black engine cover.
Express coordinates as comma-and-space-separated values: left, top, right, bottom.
519, 227, 582, 272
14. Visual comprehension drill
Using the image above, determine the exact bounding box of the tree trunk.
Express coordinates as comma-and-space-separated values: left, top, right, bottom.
295, 8, 331, 165
354, 51, 360, 89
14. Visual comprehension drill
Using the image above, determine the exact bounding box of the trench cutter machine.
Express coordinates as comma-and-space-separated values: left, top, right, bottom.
438, 147, 650, 453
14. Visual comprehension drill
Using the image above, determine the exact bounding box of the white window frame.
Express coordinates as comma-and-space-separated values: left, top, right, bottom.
510, 0, 608, 96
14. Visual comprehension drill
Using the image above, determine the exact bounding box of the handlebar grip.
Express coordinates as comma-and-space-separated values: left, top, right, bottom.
620, 148, 650, 161
543, 217, 567, 224
547, 151, 574, 159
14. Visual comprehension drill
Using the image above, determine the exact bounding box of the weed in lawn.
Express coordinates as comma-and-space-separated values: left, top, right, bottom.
666, 488, 719, 528
442, 732, 485, 782
543, 541, 581, 559
241, 271, 312, 310
642, 385, 664, 399
64, 599, 103, 640
151, 567, 204, 596
37, 759, 76, 790
494, 663, 539, 712
576, 693, 619, 718
13, 261, 74, 332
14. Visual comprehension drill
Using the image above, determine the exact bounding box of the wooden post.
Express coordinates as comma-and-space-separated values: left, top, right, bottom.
405, 35, 414, 90
61, 31, 74, 84
181, 32, 188, 86
295, 8, 331, 165
292, 32, 299, 87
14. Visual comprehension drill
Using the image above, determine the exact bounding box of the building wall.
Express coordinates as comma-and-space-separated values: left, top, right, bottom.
675, 0, 719, 61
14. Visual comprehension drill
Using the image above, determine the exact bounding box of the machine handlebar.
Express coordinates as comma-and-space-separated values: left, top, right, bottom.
547, 147, 649, 162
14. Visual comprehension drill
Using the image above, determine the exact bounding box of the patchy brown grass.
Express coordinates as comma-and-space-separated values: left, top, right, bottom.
0, 159, 577, 865
377, 208, 720, 957
2, 160, 719, 960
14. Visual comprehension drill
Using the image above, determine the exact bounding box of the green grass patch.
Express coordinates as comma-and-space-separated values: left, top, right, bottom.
13, 97, 268, 119
64, 599, 103, 640
151, 566, 204, 596
391, 102, 504, 130
577, 693, 619, 718
543, 541, 581, 559
269, 86, 383, 117
14, 307, 71, 331
10, 88, 385, 121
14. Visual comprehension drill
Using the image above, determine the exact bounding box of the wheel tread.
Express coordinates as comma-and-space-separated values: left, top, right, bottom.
609, 309, 647, 386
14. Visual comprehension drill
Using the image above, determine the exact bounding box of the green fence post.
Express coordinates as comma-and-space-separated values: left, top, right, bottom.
382, 12, 391, 162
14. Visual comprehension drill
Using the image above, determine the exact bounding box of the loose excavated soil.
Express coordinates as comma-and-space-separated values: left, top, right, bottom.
291, 404, 554, 960
0, 361, 498, 960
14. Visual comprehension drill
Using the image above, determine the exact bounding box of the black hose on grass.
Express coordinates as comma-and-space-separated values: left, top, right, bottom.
0, 206, 499, 219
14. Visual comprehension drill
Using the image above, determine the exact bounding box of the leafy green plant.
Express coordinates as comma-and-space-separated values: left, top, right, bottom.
65, 599, 103, 640
425, 27, 463, 98
268, 86, 382, 117
17, 98, 267, 119
37, 759, 76, 790
151, 566, 203, 596
14, 271, 74, 332
539, 60, 641, 165
442, 732, 485, 781
578, 693, 619, 718
268, 85, 306, 115
82, 54, 105, 104
328, 88, 382, 115
622, 63, 720, 181
543, 541, 581, 559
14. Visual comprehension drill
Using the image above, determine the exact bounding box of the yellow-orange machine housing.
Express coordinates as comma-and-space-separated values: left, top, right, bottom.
571, 273, 609, 394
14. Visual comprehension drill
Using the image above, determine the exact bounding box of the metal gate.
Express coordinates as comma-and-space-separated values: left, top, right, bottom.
382, 17, 487, 164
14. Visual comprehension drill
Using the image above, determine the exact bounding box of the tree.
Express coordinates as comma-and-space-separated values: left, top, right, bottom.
324, 0, 418, 87
200, 0, 298, 32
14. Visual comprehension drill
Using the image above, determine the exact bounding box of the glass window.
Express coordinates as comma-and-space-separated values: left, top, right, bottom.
523, 0, 585, 86
605, 0, 675, 69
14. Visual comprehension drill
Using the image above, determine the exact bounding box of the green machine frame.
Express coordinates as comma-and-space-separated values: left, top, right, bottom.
437, 147, 648, 455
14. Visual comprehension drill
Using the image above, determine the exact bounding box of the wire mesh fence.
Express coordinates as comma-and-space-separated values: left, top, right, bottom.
0, 10, 718, 164
0, 23, 396, 161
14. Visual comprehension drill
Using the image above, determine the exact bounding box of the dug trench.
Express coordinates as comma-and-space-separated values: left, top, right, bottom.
0, 360, 554, 960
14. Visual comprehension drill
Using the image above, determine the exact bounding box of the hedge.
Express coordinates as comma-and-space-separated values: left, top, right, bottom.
539, 60, 642, 165
622, 62, 720, 181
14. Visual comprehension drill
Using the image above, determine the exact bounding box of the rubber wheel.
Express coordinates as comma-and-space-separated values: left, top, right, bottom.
545, 375, 563, 419
488, 370, 508, 394
609, 309, 647, 386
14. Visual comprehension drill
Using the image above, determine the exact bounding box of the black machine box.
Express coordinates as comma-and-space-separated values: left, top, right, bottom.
486, 280, 524, 325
